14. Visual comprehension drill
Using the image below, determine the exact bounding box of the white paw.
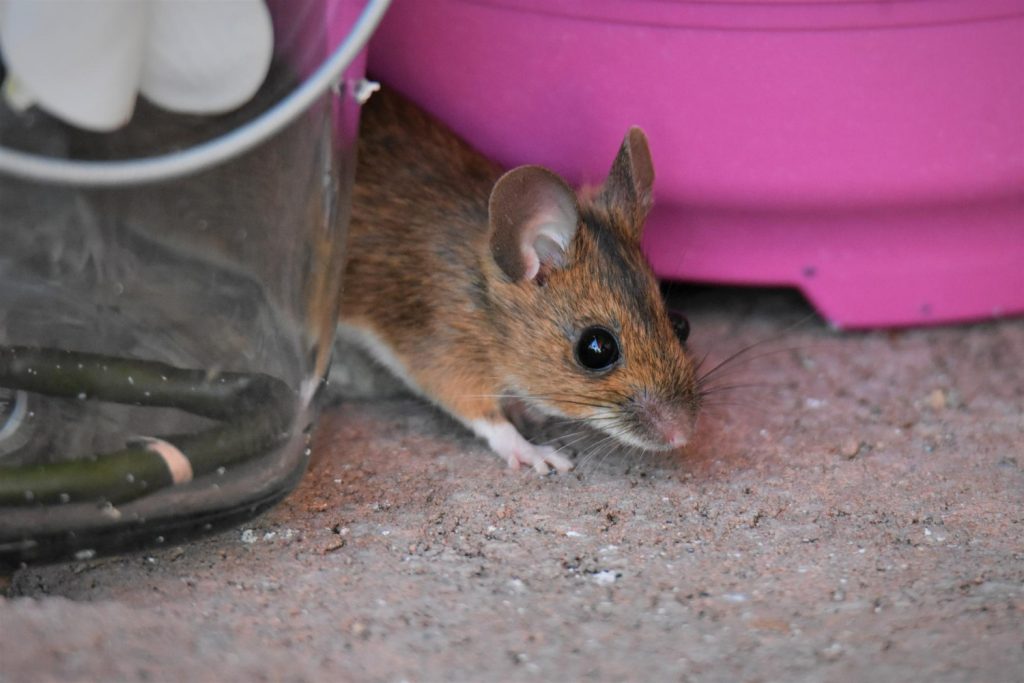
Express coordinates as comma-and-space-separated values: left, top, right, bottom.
471, 419, 574, 475
505, 443, 574, 475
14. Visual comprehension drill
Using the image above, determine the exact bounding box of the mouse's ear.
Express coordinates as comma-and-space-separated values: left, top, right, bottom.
489, 165, 580, 282
600, 127, 654, 237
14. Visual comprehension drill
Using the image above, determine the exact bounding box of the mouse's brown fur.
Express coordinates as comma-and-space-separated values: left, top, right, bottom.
339, 87, 700, 472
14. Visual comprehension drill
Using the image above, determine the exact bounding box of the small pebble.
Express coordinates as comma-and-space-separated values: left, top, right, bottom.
592, 570, 619, 586
819, 642, 844, 662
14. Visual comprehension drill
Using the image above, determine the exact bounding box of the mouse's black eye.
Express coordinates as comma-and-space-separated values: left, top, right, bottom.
668, 310, 690, 344
575, 326, 620, 371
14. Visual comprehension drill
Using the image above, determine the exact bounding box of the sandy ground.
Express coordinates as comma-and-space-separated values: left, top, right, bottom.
2, 288, 1022, 683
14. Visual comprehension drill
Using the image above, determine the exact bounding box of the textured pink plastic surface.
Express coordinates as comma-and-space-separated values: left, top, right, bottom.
368, 0, 1024, 329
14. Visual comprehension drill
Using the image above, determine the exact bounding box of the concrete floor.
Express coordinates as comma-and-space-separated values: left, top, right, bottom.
2, 288, 1022, 682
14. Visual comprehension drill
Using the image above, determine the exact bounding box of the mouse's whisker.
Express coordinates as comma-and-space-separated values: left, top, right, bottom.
576, 424, 633, 470
459, 392, 605, 404
695, 313, 819, 385
561, 405, 622, 420
698, 380, 792, 396
538, 393, 622, 408
547, 409, 619, 426
697, 345, 809, 387
575, 426, 619, 456
700, 398, 775, 415
692, 348, 713, 376
548, 431, 594, 456
504, 392, 620, 413
550, 430, 590, 446
568, 416, 623, 433
547, 398, 620, 411
592, 438, 627, 471
576, 438, 616, 470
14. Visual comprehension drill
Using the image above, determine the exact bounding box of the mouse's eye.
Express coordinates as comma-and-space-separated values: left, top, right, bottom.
668, 310, 690, 344
575, 326, 620, 371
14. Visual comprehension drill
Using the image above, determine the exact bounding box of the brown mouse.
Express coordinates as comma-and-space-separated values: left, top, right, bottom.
337, 87, 701, 473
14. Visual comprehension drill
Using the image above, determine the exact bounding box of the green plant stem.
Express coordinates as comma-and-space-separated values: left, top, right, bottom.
0, 346, 298, 507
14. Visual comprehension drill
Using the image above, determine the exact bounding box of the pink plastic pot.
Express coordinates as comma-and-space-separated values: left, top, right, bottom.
368, 0, 1024, 329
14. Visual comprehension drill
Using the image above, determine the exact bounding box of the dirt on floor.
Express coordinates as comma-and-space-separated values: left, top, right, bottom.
1, 288, 1022, 683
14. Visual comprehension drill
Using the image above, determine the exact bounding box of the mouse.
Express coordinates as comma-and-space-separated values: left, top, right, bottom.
336, 86, 701, 473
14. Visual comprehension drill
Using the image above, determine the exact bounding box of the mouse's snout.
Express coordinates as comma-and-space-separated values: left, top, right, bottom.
629, 392, 698, 451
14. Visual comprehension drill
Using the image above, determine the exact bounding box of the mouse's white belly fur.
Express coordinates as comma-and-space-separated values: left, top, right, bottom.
335, 322, 426, 399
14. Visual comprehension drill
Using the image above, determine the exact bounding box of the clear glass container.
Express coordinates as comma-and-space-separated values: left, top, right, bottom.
0, 1, 386, 566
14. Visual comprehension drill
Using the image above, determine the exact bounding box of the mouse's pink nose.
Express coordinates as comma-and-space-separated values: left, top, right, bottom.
648, 409, 692, 449
657, 421, 690, 449
635, 395, 696, 450
668, 430, 689, 448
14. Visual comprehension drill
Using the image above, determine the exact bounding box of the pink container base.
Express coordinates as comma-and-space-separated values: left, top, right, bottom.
368, 0, 1024, 329
645, 198, 1024, 329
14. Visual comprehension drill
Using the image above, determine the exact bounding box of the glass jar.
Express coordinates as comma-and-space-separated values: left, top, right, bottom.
0, 0, 389, 566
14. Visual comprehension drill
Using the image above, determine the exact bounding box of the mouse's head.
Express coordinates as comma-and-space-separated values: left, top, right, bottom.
487, 128, 701, 451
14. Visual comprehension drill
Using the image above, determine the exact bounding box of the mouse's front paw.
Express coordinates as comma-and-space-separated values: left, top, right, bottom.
471, 418, 574, 475
505, 442, 574, 475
